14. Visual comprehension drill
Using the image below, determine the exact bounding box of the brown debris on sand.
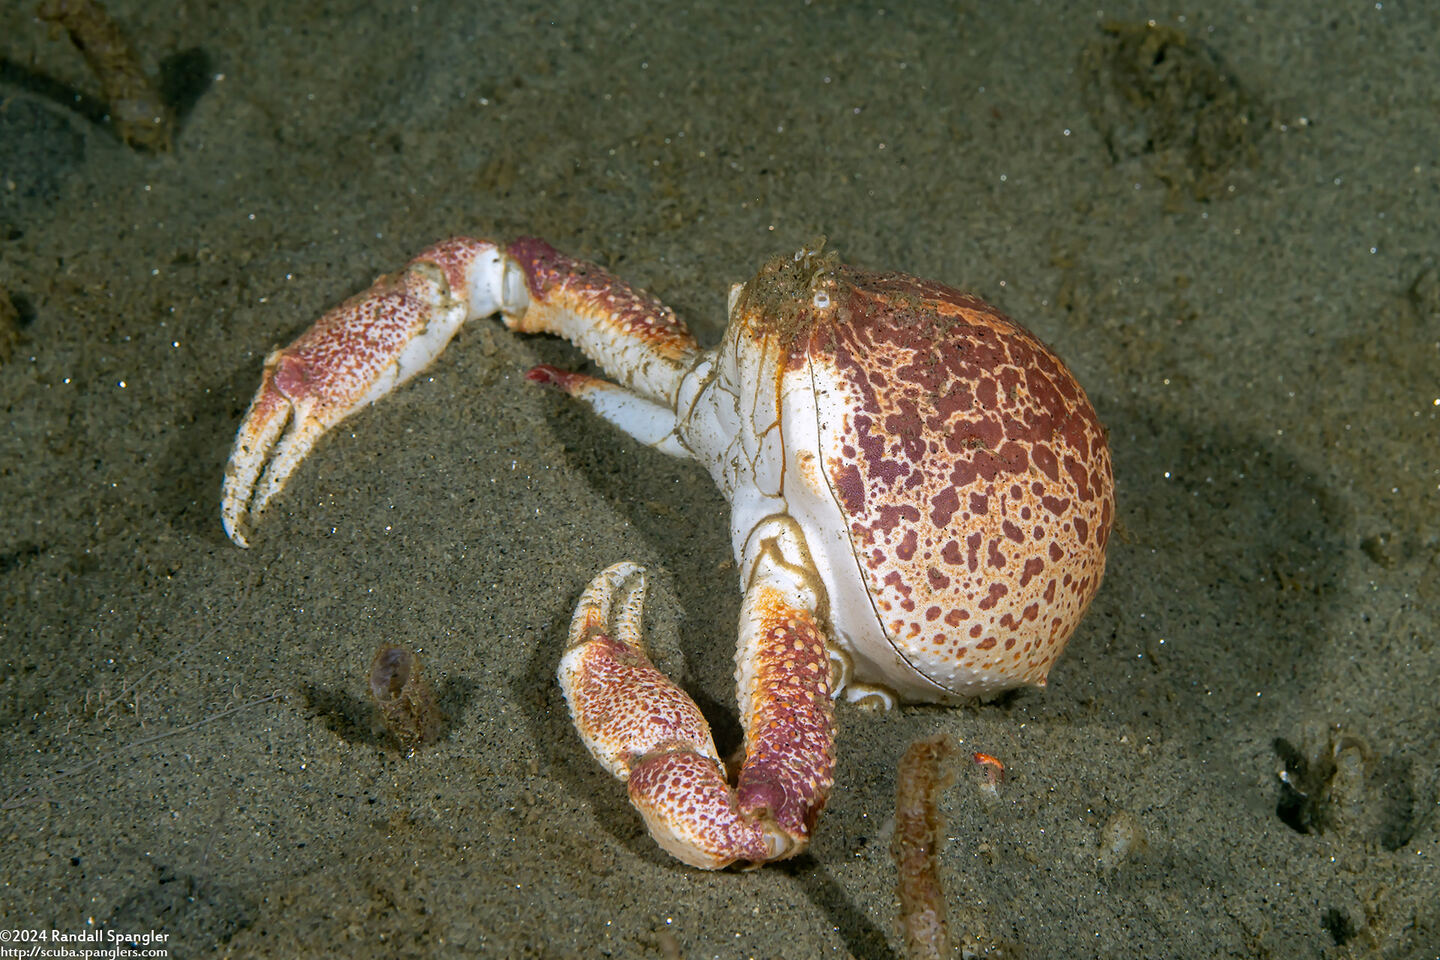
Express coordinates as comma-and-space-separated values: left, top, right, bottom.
369, 644, 446, 751
38, 0, 173, 152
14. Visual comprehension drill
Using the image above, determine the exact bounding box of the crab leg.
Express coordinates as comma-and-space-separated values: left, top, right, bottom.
221, 236, 702, 547
503, 238, 701, 406
559, 559, 835, 869
524, 365, 692, 458
221, 237, 509, 546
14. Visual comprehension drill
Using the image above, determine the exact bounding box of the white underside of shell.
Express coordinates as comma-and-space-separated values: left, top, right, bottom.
673, 313, 955, 705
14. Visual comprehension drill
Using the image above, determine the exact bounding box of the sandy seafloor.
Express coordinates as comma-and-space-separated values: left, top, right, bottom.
1, 2, 1437, 957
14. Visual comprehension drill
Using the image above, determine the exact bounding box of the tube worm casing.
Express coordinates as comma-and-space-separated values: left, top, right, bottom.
892, 733, 952, 960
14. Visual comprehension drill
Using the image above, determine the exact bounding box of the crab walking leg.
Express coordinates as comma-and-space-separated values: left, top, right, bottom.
221, 237, 514, 547
559, 561, 835, 869
525, 365, 690, 457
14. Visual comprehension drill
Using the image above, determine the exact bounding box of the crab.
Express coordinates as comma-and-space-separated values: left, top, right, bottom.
220, 235, 1114, 869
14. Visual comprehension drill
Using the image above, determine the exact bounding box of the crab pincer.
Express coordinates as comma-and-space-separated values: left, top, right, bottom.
559, 560, 835, 868
220, 237, 699, 546
221, 238, 510, 546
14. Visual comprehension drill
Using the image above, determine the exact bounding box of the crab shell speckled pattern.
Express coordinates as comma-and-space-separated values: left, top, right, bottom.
740, 260, 1113, 699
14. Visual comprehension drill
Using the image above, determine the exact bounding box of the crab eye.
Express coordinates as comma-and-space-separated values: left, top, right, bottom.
812, 290, 831, 309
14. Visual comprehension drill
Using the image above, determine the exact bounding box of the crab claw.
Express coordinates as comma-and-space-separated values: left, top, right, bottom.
222, 235, 706, 547
559, 560, 835, 869
221, 238, 515, 546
